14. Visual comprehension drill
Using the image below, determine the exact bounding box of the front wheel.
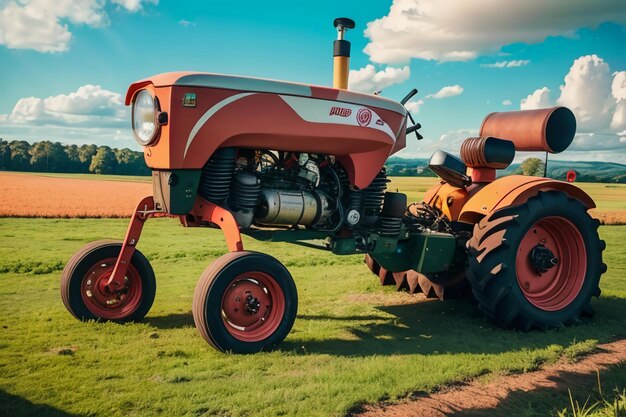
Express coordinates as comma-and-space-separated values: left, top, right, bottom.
193, 251, 297, 353
466, 191, 606, 330
61, 240, 156, 322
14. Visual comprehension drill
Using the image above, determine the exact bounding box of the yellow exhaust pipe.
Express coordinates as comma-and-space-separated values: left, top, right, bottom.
332, 18, 355, 90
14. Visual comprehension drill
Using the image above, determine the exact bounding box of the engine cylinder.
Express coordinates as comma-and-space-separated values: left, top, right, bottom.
229, 172, 261, 228
198, 147, 237, 204
361, 169, 389, 224
256, 189, 332, 226
379, 217, 403, 236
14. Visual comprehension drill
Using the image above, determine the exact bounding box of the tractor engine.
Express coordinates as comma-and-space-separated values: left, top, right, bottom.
197, 147, 390, 232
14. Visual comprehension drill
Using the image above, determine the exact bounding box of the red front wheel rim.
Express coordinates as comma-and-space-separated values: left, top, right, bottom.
515, 216, 587, 311
221, 272, 285, 342
80, 257, 143, 319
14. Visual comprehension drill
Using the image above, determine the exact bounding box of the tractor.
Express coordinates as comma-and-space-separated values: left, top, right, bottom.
61, 18, 605, 353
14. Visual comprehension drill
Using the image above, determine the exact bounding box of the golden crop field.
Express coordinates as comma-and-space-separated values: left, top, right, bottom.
0, 172, 151, 218
0, 172, 624, 224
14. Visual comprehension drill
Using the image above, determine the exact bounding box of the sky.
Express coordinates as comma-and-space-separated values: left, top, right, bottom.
0, 0, 625, 163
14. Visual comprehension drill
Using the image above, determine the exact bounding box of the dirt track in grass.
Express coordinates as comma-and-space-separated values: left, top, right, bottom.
0, 172, 151, 217
355, 339, 626, 417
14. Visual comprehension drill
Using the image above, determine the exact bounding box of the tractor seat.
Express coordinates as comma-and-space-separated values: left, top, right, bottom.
428, 150, 472, 188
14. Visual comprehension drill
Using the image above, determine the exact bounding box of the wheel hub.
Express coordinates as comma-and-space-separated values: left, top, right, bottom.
87, 273, 128, 305
515, 216, 587, 311
245, 293, 261, 314
222, 279, 271, 328
529, 244, 559, 274
219, 272, 286, 342
80, 258, 142, 319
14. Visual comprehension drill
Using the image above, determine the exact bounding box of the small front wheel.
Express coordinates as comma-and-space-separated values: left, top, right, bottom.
61, 240, 156, 322
193, 251, 297, 353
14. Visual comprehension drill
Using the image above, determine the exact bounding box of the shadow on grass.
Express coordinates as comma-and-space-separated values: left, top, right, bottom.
282, 296, 626, 357
142, 295, 626, 357
0, 390, 81, 417
445, 361, 626, 417
145, 312, 194, 329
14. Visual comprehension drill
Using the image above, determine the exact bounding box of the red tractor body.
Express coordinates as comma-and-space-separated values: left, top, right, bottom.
60, 18, 605, 353
126, 72, 407, 189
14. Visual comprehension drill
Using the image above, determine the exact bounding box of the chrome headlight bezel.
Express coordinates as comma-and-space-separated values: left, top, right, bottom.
131, 89, 160, 146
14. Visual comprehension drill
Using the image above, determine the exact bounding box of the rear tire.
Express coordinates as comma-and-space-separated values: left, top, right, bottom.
466, 191, 606, 330
61, 240, 156, 322
193, 251, 297, 353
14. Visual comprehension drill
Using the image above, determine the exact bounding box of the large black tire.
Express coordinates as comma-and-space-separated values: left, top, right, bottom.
193, 251, 297, 353
61, 240, 156, 322
466, 191, 606, 330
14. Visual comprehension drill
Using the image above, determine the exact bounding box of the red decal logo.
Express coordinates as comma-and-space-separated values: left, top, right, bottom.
329, 107, 352, 117
357, 108, 372, 126
375, 118, 384, 126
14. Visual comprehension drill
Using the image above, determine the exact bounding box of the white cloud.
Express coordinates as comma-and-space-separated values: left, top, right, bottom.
0, 2, 73, 52
557, 55, 615, 131
426, 85, 464, 99
568, 132, 624, 152
111, 0, 157, 12
348, 64, 410, 94
0, 85, 133, 148
432, 128, 478, 155
482, 60, 530, 68
363, 0, 626, 64
518, 55, 626, 157
3, 85, 126, 127
179, 19, 195, 27
405, 99, 424, 113
612, 71, 626, 101
520, 87, 553, 110
502, 100, 512, 106
610, 71, 626, 131
0, 124, 137, 149
0, 0, 158, 53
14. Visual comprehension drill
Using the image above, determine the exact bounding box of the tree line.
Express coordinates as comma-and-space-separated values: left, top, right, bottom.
0, 139, 150, 176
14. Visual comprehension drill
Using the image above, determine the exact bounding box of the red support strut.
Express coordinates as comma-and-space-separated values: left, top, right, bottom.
187, 198, 244, 252
106, 196, 155, 290
106, 196, 243, 292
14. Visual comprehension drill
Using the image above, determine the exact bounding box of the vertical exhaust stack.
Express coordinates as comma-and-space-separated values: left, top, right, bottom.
332, 17, 355, 89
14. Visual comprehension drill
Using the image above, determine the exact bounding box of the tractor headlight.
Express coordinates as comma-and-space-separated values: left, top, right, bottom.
132, 90, 159, 146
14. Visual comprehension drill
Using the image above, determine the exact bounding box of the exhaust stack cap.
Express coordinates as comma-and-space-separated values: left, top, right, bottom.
334, 17, 355, 40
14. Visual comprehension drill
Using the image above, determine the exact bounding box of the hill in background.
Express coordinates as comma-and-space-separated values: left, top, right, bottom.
386, 156, 626, 183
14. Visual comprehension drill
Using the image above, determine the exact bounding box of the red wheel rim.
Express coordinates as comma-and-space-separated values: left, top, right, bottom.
221, 272, 285, 342
515, 217, 586, 311
80, 257, 143, 320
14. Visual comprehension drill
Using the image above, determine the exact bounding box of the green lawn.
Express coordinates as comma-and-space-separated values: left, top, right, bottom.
0, 218, 625, 417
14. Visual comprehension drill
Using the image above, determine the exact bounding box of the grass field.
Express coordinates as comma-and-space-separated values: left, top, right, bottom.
0, 172, 625, 416
0, 218, 625, 417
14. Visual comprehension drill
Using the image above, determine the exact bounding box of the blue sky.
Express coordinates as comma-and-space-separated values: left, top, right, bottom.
0, 0, 625, 162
